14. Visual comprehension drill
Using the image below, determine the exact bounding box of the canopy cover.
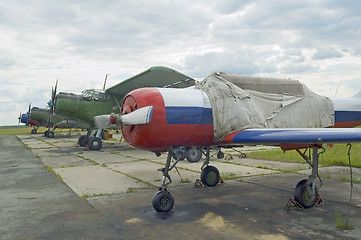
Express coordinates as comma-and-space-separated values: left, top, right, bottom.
196, 72, 334, 141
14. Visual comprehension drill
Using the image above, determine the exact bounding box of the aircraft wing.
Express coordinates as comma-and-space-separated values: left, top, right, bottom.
220, 128, 361, 146
105, 66, 195, 97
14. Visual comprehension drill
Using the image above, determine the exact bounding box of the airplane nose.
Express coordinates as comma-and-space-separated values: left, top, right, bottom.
20, 114, 28, 124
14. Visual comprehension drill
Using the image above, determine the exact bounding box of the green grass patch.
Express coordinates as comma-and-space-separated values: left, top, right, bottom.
126, 188, 137, 193
0, 126, 47, 135
335, 210, 354, 230
340, 175, 361, 183
221, 172, 241, 180
0, 126, 85, 136
44, 165, 63, 181
180, 178, 191, 183
81, 193, 112, 199
246, 143, 361, 167
75, 154, 99, 165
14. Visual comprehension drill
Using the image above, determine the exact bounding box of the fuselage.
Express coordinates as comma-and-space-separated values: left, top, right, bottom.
21, 107, 63, 127
120, 87, 361, 152
54, 90, 117, 125
331, 98, 361, 128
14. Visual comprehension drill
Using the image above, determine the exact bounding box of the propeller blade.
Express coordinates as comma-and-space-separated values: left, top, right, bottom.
49, 79, 58, 116
93, 106, 153, 129
120, 106, 153, 125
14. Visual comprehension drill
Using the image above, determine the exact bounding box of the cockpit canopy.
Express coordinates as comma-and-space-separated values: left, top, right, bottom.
81, 89, 110, 101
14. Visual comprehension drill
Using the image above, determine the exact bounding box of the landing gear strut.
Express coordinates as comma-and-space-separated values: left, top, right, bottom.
152, 146, 220, 212
293, 145, 323, 208
77, 127, 103, 150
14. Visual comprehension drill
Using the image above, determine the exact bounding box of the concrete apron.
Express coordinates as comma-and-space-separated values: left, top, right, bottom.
14, 133, 361, 239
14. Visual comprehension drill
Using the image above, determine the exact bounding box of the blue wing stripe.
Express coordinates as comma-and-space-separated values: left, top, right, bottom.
231, 128, 361, 145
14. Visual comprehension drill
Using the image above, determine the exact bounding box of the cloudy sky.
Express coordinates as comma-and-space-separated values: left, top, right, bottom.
1, 0, 361, 126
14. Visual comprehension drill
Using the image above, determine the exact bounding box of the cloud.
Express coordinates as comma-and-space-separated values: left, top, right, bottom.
1, 0, 361, 125
312, 48, 343, 60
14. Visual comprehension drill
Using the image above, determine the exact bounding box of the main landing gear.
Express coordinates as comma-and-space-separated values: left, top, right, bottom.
44, 125, 56, 138
292, 145, 324, 208
152, 146, 221, 212
77, 127, 103, 150
31, 127, 39, 134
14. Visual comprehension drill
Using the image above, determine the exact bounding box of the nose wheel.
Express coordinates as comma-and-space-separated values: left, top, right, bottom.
152, 189, 174, 212
151, 146, 223, 212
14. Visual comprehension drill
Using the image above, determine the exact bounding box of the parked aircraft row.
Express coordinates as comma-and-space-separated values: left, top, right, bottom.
20, 66, 361, 212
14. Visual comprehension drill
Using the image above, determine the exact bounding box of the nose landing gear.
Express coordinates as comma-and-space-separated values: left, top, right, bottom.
151, 146, 221, 212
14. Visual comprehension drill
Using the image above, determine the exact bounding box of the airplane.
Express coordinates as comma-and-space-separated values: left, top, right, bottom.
19, 104, 87, 136
94, 71, 361, 212
53, 66, 195, 150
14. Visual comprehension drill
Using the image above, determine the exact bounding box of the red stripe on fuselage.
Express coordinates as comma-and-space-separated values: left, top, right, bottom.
334, 121, 361, 128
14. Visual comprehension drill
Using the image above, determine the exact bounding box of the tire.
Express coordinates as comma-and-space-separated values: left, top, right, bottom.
47, 131, 54, 138
294, 179, 318, 208
44, 130, 48, 137
152, 190, 174, 212
174, 148, 186, 161
78, 135, 87, 147
31, 129, 37, 134
186, 147, 202, 163
217, 150, 224, 159
87, 137, 102, 150
201, 166, 220, 187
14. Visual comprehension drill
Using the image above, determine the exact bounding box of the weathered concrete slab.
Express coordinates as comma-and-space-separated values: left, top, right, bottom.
41, 155, 91, 168
9, 133, 361, 239
108, 161, 200, 187
0, 135, 122, 239
172, 160, 276, 177
77, 150, 136, 165
54, 165, 149, 196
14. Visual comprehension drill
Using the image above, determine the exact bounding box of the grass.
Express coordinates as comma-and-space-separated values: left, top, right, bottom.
335, 210, 354, 230
221, 172, 241, 180
81, 193, 112, 199
44, 165, 63, 181
126, 188, 137, 193
340, 175, 361, 183
0, 126, 85, 136
180, 178, 191, 183
75, 154, 99, 165
246, 143, 361, 167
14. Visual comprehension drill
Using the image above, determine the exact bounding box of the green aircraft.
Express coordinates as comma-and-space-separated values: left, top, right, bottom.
19, 105, 88, 136
53, 66, 195, 150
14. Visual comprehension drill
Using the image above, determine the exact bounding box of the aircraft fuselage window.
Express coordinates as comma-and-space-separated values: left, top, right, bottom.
82, 89, 110, 101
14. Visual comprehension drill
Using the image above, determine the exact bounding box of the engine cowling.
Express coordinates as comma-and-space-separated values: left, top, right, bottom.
121, 87, 214, 152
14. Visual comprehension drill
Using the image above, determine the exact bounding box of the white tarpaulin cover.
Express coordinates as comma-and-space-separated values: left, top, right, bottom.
196, 72, 335, 141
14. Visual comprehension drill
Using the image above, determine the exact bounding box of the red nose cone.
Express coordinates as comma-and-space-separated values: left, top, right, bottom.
120, 87, 214, 152
121, 94, 140, 144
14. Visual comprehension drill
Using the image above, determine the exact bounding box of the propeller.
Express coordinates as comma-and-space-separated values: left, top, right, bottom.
94, 106, 153, 129
46, 80, 58, 128
49, 79, 58, 115
18, 103, 31, 125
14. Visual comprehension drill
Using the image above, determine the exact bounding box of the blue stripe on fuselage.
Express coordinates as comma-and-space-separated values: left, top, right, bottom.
334, 111, 361, 123
165, 107, 213, 124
